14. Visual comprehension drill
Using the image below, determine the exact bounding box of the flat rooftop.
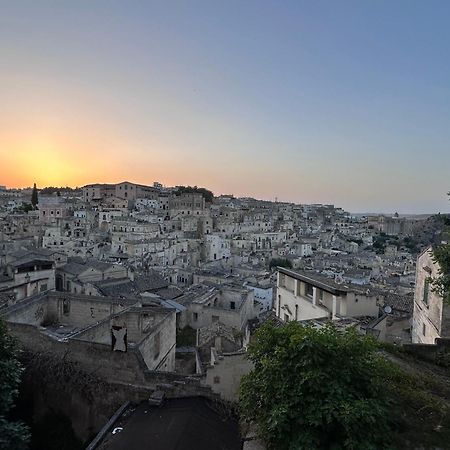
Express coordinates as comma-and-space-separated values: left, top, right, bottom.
98, 397, 242, 450
40, 323, 83, 340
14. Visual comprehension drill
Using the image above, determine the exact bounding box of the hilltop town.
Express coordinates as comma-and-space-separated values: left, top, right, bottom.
1, 181, 449, 449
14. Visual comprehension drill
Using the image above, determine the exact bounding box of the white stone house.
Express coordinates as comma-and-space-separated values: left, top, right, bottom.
275, 267, 381, 323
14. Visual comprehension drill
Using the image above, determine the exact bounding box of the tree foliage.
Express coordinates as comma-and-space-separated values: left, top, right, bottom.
431, 243, 450, 304
31, 183, 38, 209
239, 322, 392, 450
175, 185, 214, 203
0, 320, 30, 450
40, 186, 78, 195
20, 203, 33, 213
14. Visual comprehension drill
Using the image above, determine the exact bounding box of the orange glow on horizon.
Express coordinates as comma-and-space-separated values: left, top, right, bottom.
0, 134, 195, 190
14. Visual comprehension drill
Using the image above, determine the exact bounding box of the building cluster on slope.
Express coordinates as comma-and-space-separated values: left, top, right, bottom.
0, 182, 432, 345
1, 180, 445, 447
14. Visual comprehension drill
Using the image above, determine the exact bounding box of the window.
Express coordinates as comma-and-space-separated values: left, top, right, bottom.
63, 299, 70, 315
422, 323, 426, 336
40, 284, 47, 292
423, 279, 430, 305
193, 312, 198, 321
153, 332, 161, 359
295, 304, 298, 320
305, 283, 314, 298
230, 301, 235, 310
212, 315, 219, 322
213, 376, 220, 384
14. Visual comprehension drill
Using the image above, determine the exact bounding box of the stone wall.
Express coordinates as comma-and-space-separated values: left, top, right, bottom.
12, 322, 223, 444
412, 248, 444, 344
403, 338, 450, 365
202, 351, 253, 401
138, 311, 176, 371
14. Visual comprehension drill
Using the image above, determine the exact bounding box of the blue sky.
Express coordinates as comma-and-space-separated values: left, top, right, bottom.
0, 0, 449, 213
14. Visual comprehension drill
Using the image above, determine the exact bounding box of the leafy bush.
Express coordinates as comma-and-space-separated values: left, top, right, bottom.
239, 323, 392, 450
0, 320, 30, 450
432, 243, 450, 304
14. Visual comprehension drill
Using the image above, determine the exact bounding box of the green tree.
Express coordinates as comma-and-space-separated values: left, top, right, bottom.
431, 194, 450, 303
0, 320, 30, 450
239, 322, 392, 450
31, 183, 38, 209
21, 203, 33, 213
431, 243, 450, 304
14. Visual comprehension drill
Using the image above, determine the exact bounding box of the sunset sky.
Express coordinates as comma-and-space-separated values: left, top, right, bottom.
1, 1, 449, 213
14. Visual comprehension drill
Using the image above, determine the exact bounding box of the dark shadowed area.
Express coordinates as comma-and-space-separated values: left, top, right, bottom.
98, 397, 242, 450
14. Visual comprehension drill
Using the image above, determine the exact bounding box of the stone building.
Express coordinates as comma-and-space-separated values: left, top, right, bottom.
0, 252, 56, 302
275, 267, 381, 323
83, 182, 159, 203
412, 246, 449, 344
39, 196, 72, 225
1, 291, 176, 373
176, 284, 256, 332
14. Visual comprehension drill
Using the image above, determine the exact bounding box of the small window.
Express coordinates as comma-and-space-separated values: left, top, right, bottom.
193, 312, 198, 321
423, 279, 430, 305
230, 301, 235, 310
422, 323, 426, 336
213, 376, 220, 384
63, 299, 70, 315
212, 315, 219, 323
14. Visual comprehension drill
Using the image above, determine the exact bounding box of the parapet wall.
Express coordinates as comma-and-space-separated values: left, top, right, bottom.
10, 321, 223, 443
403, 338, 450, 366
